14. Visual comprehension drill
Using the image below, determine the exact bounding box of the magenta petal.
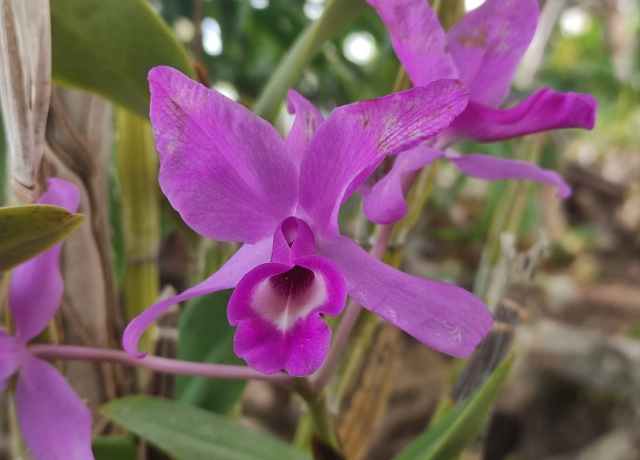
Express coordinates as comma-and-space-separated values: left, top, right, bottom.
9, 246, 63, 344
148, 66, 298, 244
320, 237, 493, 357
9, 179, 80, 344
299, 80, 468, 238
123, 239, 272, 357
448, 152, 572, 198
16, 355, 93, 460
0, 330, 21, 389
284, 90, 324, 164
451, 89, 597, 142
233, 315, 331, 377
229, 255, 345, 376
366, 0, 458, 86
37, 178, 81, 213
447, 0, 539, 107
363, 146, 444, 224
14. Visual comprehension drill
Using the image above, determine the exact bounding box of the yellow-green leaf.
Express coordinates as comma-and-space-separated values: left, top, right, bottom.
0, 204, 84, 272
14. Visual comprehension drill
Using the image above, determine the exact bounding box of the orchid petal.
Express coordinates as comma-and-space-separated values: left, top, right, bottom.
448, 152, 572, 198
320, 237, 493, 357
37, 178, 81, 213
363, 146, 444, 224
148, 66, 298, 244
232, 315, 332, 377
450, 89, 597, 142
16, 355, 93, 460
284, 90, 324, 165
0, 330, 20, 389
366, 0, 458, 86
9, 246, 62, 345
9, 179, 80, 344
299, 80, 468, 238
447, 0, 539, 107
123, 239, 272, 357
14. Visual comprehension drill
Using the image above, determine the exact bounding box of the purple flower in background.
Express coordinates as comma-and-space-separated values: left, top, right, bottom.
0, 179, 93, 460
363, 0, 598, 224
123, 66, 493, 377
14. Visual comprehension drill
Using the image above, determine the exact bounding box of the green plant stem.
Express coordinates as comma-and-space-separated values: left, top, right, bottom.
432, 0, 465, 30
116, 109, 161, 355
253, 0, 368, 122
474, 137, 542, 304
294, 379, 340, 451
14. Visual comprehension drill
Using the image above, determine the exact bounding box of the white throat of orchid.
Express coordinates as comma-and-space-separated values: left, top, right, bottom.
252, 265, 328, 331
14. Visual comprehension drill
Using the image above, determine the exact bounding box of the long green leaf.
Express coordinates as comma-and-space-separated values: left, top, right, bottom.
394, 357, 512, 460
253, 0, 369, 122
0, 204, 84, 272
102, 396, 310, 460
176, 290, 247, 414
50, 0, 194, 118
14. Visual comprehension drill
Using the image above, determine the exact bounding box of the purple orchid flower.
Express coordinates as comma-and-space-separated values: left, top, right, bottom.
123, 66, 493, 377
363, 0, 598, 224
0, 179, 93, 460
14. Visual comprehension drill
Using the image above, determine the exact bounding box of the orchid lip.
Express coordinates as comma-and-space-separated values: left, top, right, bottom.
227, 218, 347, 375
253, 265, 328, 331
228, 253, 346, 375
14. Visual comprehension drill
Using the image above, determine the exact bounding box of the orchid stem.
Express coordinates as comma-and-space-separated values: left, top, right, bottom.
294, 379, 340, 451
27, 344, 294, 386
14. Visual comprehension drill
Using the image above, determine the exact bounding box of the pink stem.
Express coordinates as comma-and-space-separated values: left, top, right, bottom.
28, 344, 295, 386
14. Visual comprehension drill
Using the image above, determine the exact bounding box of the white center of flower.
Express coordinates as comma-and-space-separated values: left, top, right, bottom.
252, 266, 327, 331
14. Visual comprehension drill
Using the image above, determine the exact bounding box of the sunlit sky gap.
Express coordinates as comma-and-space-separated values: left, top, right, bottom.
202, 17, 222, 56
343, 32, 377, 65
465, 0, 485, 11
304, 0, 325, 20
560, 7, 592, 37
250, 0, 269, 10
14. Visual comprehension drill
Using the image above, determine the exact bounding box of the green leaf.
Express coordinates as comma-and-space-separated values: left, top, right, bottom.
176, 290, 247, 414
102, 396, 311, 460
253, 0, 369, 122
92, 436, 137, 460
0, 204, 84, 272
393, 357, 513, 460
50, 0, 194, 118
